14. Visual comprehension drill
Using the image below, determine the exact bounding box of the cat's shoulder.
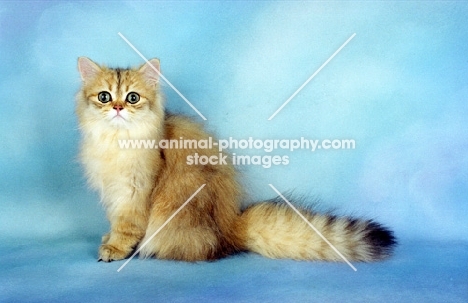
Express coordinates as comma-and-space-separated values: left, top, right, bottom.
163, 113, 211, 141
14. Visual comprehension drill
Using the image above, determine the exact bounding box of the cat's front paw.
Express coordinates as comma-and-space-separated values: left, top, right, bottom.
98, 244, 129, 262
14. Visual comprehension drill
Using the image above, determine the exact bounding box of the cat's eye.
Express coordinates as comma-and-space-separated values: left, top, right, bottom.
126, 92, 140, 104
98, 92, 112, 103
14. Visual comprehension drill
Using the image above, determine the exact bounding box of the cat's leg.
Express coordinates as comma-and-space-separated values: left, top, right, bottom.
98, 204, 148, 262
101, 233, 110, 244
138, 180, 224, 261
140, 209, 220, 261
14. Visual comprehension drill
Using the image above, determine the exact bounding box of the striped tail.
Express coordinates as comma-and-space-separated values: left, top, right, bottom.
239, 201, 396, 262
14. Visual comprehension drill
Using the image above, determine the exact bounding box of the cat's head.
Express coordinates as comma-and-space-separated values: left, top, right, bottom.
76, 57, 164, 135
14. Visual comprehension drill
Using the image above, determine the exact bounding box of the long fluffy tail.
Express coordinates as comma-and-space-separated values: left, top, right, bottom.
239, 201, 396, 262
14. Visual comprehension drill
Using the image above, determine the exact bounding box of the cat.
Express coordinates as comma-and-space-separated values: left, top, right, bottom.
76, 57, 396, 263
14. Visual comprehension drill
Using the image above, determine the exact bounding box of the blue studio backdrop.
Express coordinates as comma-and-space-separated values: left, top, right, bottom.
0, 1, 467, 302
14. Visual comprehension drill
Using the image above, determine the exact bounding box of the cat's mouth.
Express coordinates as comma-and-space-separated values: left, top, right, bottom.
112, 113, 126, 120
110, 115, 128, 127
110, 106, 128, 121
108, 108, 129, 125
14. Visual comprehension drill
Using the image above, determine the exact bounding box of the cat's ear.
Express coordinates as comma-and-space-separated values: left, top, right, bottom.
78, 57, 101, 82
139, 59, 160, 85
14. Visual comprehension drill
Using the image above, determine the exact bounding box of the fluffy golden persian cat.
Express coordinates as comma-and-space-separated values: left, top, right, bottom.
76, 57, 396, 263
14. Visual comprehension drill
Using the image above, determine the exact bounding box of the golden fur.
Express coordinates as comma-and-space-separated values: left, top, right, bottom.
76, 57, 396, 263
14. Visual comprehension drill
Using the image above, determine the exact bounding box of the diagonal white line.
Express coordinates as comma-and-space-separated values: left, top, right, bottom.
117, 184, 206, 272
118, 32, 207, 121
268, 184, 357, 271
268, 33, 356, 120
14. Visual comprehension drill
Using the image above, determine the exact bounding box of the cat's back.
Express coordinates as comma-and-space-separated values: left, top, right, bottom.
158, 113, 238, 185
163, 114, 211, 141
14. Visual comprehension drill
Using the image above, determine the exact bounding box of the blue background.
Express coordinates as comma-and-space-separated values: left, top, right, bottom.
1, 1, 467, 302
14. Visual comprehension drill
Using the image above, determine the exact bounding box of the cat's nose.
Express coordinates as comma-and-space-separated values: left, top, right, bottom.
113, 104, 123, 111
